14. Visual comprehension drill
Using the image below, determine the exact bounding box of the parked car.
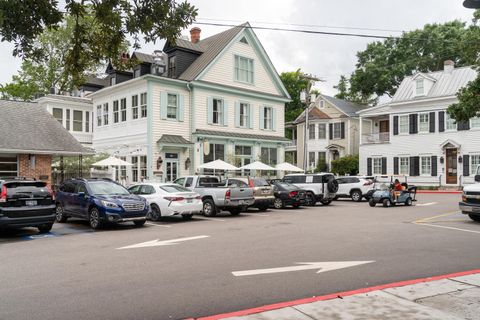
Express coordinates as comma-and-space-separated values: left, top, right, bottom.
55, 178, 148, 229
282, 173, 338, 206
174, 175, 254, 216
128, 183, 202, 221
459, 165, 480, 222
271, 181, 306, 209
227, 177, 274, 211
334, 176, 375, 202
0, 177, 56, 233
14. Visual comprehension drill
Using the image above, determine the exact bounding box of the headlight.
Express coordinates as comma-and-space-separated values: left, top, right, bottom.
101, 200, 119, 208
462, 193, 467, 202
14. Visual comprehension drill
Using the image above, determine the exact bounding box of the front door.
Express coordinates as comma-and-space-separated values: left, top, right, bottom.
379, 120, 389, 133
446, 148, 458, 184
165, 153, 179, 182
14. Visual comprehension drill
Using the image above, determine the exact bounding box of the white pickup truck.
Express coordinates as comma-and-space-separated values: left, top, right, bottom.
174, 175, 254, 216
459, 165, 480, 222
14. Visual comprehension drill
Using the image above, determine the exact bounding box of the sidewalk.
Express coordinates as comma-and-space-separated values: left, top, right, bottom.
198, 270, 480, 320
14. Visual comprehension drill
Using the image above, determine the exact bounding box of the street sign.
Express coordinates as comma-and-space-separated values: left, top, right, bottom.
117, 235, 210, 250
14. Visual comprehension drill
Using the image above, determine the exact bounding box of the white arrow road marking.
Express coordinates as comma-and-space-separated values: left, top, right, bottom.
117, 235, 210, 250
232, 261, 374, 277
416, 202, 438, 207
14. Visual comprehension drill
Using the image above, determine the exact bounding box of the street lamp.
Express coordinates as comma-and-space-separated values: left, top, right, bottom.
463, 0, 480, 8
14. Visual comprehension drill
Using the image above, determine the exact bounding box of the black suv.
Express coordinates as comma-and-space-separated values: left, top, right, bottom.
0, 178, 56, 233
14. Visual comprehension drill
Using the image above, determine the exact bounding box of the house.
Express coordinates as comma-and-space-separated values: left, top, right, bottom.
358, 60, 479, 186
89, 23, 291, 184
286, 94, 366, 171
0, 100, 91, 185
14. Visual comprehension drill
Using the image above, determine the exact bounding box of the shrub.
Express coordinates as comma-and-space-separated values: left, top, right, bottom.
331, 155, 359, 175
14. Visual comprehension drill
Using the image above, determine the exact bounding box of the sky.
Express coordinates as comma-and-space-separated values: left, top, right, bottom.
0, 0, 475, 96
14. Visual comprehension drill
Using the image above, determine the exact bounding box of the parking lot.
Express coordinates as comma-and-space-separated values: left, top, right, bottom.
1, 194, 480, 320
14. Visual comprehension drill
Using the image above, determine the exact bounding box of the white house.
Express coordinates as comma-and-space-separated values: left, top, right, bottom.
358, 60, 479, 187
90, 23, 290, 184
286, 94, 366, 171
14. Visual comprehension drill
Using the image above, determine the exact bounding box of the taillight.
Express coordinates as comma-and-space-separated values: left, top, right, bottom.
0, 185, 7, 203
46, 185, 55, 201
248, 180, 254, 188
363, 181, 373, 186
288, 191, 298, 198
164, 196, 184, 201
225, 189, 231, 200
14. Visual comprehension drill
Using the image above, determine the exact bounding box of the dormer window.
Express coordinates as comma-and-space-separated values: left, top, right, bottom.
319, 100, 325, 108
415, 79, 424, 96
168, 56, 176, 78
110, 76, 116, 86
133, 68, 141, 78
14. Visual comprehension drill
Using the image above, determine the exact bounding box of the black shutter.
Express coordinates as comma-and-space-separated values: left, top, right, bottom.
393, 116, 399, 135
429, 112, 436, 133
409, 114, 418, 134
439, 111, 445, 132
340, 122, 345, 139
393, 157, 399, 175
381, 157, 387, 175
410, 156, 420, 176
367, 158, 372, 176
458, 120, 470, 131
464, 155, 470, 177
431, 156, 437, 176
329, 123, 333, 139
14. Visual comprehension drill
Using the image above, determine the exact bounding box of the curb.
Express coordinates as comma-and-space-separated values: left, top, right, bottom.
191, 269, 480, 320
417, 190, 462, 194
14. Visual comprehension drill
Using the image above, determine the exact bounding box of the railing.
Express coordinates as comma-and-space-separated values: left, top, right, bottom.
362, 132, 390, 144
285, 140, 297, 148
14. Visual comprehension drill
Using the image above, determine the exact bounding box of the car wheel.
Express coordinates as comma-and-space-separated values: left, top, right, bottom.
320, 199, 332, 206
182, 214, 193, 220
405, 197, 412, 206
134, 220, 146, 227
55, 203, 68, 223
273, 198, 284, 209
38, 224, 53, 233
202, 199, 217, 217
149, 204, 162, 221
468, 214, 480, 222
229, 208, 242, 216
382, 199, 392, 208
305, 193, 316, 206
369, 199, 376, 207
88, 207, 103, 230
351, 190, 362, 202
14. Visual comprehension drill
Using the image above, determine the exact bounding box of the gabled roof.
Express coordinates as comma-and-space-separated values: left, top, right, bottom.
157, 135, 192, 144
293, 106, 331, 124
411, 72, 437, 82
321, 95, 368, 117
131, 52, 156, 64
0, 100, 91, 155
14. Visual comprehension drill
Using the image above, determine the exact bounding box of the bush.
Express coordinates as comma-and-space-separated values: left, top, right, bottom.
315, 160, 328, 173
331, 155, 359, 175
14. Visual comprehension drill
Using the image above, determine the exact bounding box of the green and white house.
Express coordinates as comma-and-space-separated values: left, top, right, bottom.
90, 23, 290, 184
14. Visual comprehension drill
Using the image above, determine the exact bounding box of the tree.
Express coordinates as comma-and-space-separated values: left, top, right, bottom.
0, 0, 198, 86
280, 69, 309, 124
331, 155, 359, 176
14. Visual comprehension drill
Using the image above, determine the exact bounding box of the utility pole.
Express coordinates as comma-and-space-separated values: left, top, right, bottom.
300, 73, 321, 172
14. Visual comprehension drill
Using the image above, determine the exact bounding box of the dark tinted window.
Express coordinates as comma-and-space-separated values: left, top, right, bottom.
252, 178, 269, 187
5, 181, 49, 198
128, 185, 141, 194
198, 177, 221, 186
312, 176, 323, 183
276, 182, 298, 191
283, 176, 306, 184
336, 178, 346, 184
75, 183, 88, 194
185, 177, 194, 187
160, 185, 191, 193
140, 185, 155, 195
89, 181, 129, 195
61, 181, 76, 193
228, 179, 248, 187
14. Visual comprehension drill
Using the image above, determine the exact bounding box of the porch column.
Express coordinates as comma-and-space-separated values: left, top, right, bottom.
359, 116, 363, 146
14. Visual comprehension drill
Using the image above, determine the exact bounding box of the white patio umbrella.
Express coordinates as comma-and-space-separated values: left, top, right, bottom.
240, 161, 275, 171
92, 156, 133, 167
275, 162, 304, 172
197, 159, 238, 171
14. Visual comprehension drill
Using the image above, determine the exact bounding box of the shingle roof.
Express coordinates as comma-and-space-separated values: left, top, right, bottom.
194, 129, 290, 142
294, 106, 331, 124
39, 94, 92, 105
170, 38, 206, 53
321, 95, 368, 117
0, 100, 92, 155
157, 135, 192, 144
132, 51, 156, 64
82, 76, 109, 88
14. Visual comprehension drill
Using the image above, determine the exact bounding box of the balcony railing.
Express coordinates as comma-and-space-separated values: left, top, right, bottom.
285, 139, 297, 147
362, 132, 390, 144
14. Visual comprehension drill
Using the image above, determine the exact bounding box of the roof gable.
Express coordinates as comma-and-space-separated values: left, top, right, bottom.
320, 95, 367, 117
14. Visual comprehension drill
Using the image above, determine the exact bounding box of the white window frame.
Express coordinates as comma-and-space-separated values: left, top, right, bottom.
96, 105, 102, 127
420, 156, 431, 176
52, 108, 63, 125
418, 112, 429, 133
319, 100, 325, 108
102, 103, 109, 126
399, 156, 410, 175
309, 124, 316, 140
415, 79, 424, 96
140, 92, 147, 118
234, 55, 254, 84
212, 98, 223, 125
471, 154, 480, 175
0, 154, 18, 177
470, 116, 480, 129
399, 115, 409, 134
120, 98, 127, 122
167, 93, 178, 120
73, 110, 83, 132
318, 123, 326, 139
373, 158, 382, 175
333, 122, 342, 139
261, 147, 278, 166
264, 107, 272, 130
132, 95, 139, 120
239, 102, 249, 128
113, 100, 119, 123
445, 112, 457, 131
309, 152, 316, 169
85, 111, 90, 132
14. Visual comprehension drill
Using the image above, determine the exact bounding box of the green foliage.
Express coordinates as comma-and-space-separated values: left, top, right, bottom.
53, 153, 109, 172
314, 160, 328, 173
0, 0, 198, 87
448, 74, 480, 121
331, 155, 359, 176
280, 69, 309, 123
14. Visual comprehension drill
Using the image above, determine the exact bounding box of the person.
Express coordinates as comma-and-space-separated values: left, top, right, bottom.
392, 179, 404, 200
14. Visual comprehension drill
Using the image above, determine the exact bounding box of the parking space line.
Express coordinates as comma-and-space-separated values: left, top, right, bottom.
194, 216, 226, 222
416, 202, 438, 207
243, 213, 270, 217
413, 222, 480, 234
145, 222, 172, 228
413, 211, 460, 223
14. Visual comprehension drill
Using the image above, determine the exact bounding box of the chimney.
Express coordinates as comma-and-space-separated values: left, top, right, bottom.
444, 60, 454, 74
190, 27, 201, 43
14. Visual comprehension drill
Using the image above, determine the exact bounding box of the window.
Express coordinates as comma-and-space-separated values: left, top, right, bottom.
132, 156, 139, 182
140, 93, 147, 118
333, 122, 342, 139
419, 113, 429, 133
168, 56, 176, 77
134, 68, 141, 78
119, 156, 127, 181
239, 36, 249, 45
261, 147, 277, 166
264, 107, 272, 130
234, 55, 254, 84
103, 103, 109, 125
399, 115, 409, 134
471, 117, 480, 129
283, 175, 306, 184
110, 76, 116, 86
120, 98, 127, 122
309, 124, 316, 140
52, 108, 63, 125
400, 157, 409, 175
96, 105, 102, 126
318, 123, 326, 139
239, 102, 249, 127
420, 156, 431, 176
235, 145, 252, 175
445, 113, 457, 131
66, 109, 71, 130
113, 100, 119, 123
416, 79, 424, 95
471, 155, 480, 175
73, 110, 83, 132
212, 99, 223, 125
85, 111, 90, 132
319, 100, 325, 108
203, 143, 225, 175
318, 152, 326, 170
132, 95, 139, 120
309, 152, 315, 168
373, 158, 382, 175
140, 156, 147, 181
0, 154, 17, 177
167, 93, 178, 119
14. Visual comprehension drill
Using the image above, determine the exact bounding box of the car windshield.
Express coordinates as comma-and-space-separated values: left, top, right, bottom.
89, 181, 130, 195
160, 185, 191, 193
276, 182, 298, 191
252, 178, 269, 187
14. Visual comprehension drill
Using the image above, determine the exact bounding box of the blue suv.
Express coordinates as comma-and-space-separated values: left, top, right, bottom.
55, 178, 148, 229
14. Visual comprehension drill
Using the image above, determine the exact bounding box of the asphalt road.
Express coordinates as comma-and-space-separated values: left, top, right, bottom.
1, 194, 479, 320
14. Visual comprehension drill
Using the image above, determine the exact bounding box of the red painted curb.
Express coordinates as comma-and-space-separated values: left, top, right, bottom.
417, 190, 462, 194
192, 269, 480, 320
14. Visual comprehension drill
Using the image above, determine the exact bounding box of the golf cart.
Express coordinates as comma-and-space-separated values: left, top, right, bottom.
368, 180, 417, 207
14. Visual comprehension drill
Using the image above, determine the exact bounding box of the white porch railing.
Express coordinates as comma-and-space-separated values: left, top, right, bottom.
362, 132, 390, 144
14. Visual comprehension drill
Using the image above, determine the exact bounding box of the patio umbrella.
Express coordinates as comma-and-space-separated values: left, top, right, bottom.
197, 159, 238, 171
92, 156, 133, 167
240, 161, 275, 171
275, 162, 304, 172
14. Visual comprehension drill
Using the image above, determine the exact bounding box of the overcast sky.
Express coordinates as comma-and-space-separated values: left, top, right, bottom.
0, 0, 474, 96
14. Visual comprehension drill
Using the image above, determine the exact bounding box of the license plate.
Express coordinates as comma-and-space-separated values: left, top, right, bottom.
239, 200, 245, 205
186, 199, 193, 203
25, 200, 37, 206
262, 190, 269, 194
473, 207, 480, 213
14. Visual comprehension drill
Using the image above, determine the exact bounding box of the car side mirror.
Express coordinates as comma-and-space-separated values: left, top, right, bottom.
77, 192, 86, 197
475, 175, 480, 182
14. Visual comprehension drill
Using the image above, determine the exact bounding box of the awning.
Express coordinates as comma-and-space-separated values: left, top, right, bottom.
92, 156, 132, 166
240, 161, 275, 170
197, 159, 238, 171
275, 162, 304, 172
